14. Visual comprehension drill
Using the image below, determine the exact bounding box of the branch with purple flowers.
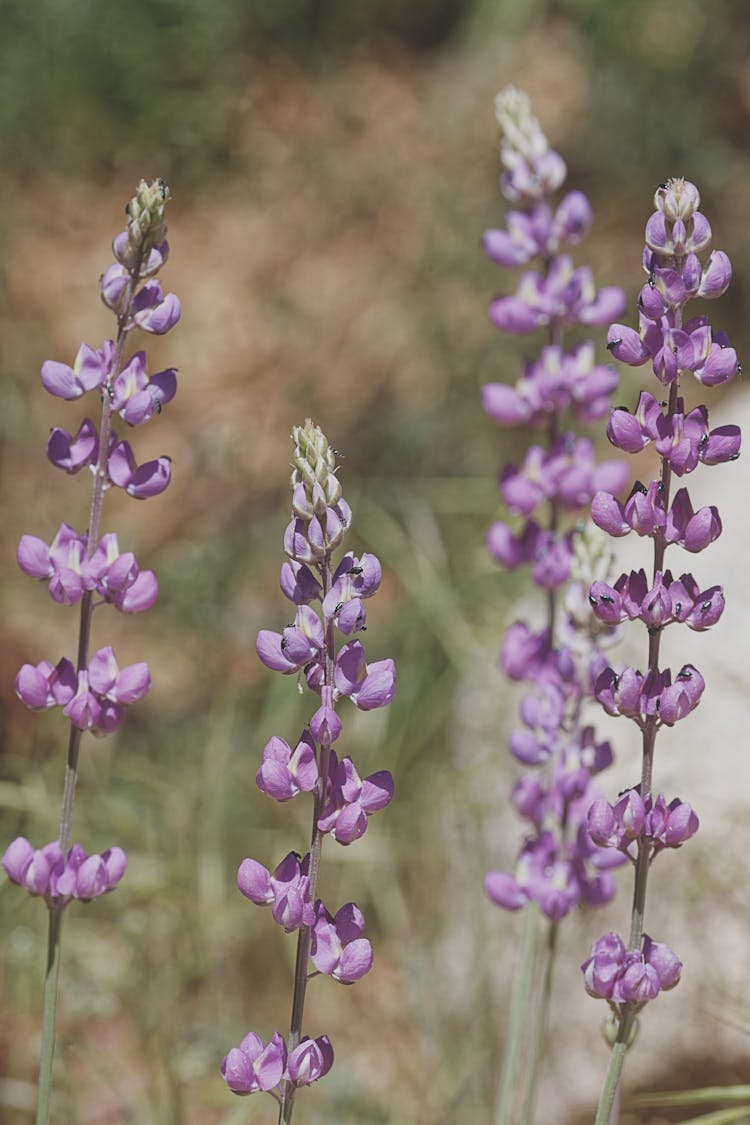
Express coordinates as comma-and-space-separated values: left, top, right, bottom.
585, 178, 741, 1123
1, 179, 180, 1125
221, 420, 396, 1122
479, 88, 630, 1124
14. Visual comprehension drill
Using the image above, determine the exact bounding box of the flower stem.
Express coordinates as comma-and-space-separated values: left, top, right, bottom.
34, 906, 64, 1125
519, 919, 559, 1125
493, 904, 538, 1125
278, 554, 335, 1125
594, 378, 680, 1123
593, 1013, 634, 1125
36, 259, 140, 1123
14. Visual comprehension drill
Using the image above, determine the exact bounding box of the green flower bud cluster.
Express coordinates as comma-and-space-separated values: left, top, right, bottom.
126, 178, 171, 258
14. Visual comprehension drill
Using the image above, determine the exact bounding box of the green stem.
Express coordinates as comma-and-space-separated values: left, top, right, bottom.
277, 554, 335, 1125
594, 377, 680, 1123
494, 904, 539, 1125
35, 907, 64, 1125
519, 919, 559, 1125
593, 1014, 635, 1125
33, 245, 144, 1124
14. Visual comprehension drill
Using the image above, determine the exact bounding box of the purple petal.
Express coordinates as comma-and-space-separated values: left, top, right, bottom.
118, 570, 159, 613
354, 659, 396, 710
482, 383, 529, 425
17, 535, 52, 579
484, 871, 527, 910
330, 803, 368, 845
359, 771, 394, 813
75, 855, 108, 900
40, 360, 82, 399
2, 836, 34, 884
336, 938, 373, 982
606, 324, 650, 366
287, 1036, 334, 1086
489, 296, 541, 334
591, 491, 630, 537
221, 1047, 260, 1094
134, 292, 181, 334
125, 456, 172, 498
102, 846, 127, 886
237, 858, 273, 904
112, 662, 151, 703
256, 630, 298, 674
253, 1033, 287, 1091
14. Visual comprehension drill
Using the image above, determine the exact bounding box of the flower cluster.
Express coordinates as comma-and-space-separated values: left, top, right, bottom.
481, 88, 627, 923
222, 1032, 333, 1097
582, 932, 681, 1010
2, 837, 126, 906
222, 420, 396, 1110
3, 178, 179, 898
588, 788, 698, 858
583, 179, 741, 1033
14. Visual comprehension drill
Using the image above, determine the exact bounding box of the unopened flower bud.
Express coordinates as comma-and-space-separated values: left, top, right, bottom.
126, 178, 171, 260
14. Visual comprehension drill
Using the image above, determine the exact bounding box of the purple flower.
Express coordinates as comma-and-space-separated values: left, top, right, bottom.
108, 350, 177, 426
594, 662, 704, 726
14, 648, 149, 733
589, 569, 724, 632
333, 640, 397, 711
15, 657, 77, 710
61, 646, 151, 734
310, 901, 373, 983
607, 394, 740, 475
286, 1036, 334, 1087
256, 732, 319, 801
309, 685, 343, 747
490, 256, 625, 335
107, 438, 171, 499
582, 931, 681, 1008
588, 790, 698, 856
221, 1031, 287, 1095
237, 851, 314, 932
485, 820, 618, 922
227, 418, 394, 1096
483, 342, 619, 428
46, 418, 99, 473
40, 341, 114, 400
2, 837, 126, 905
317, 751, 394, 844
17, 526, 158, 613
131, 281, 182, 334
279, 560, 323, 605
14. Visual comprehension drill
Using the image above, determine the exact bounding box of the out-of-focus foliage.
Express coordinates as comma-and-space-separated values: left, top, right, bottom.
1, 1, 750, 1122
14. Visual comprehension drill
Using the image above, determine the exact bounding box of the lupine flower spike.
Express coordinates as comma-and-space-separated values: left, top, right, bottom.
585, 178, 740, 1124
2, 179, 179, 1124
480, 88, 628, 1125
222, 421, 396, 1122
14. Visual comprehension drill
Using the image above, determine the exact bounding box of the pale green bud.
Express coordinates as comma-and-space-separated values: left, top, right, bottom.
127, 178, 171, 258
494, 85, 549, 164
654, 177, 700, 222
290, 419, 340, 505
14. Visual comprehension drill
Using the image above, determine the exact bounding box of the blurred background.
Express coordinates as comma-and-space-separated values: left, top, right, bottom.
1, 0, 750, 1121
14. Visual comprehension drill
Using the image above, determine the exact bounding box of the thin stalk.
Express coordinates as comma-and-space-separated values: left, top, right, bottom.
593, 378, 680, 1124
278, 554, 335, 1125
593, 1013, 635, 1125
34, 908, 63, 1125
519, 919, 559, 1125
34, 258, 141, 1125
494, 904, 539, 1125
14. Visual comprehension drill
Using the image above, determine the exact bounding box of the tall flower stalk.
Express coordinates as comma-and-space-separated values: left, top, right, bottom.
480, 88, 629, 1124
221, 420, 396, 1123
584, 178, 741, 1123
2, 179, 181, 1124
